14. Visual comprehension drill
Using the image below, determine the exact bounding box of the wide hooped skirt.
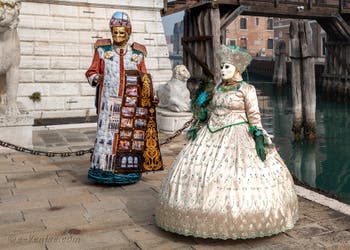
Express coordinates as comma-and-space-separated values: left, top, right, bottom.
155, 123, 299, 239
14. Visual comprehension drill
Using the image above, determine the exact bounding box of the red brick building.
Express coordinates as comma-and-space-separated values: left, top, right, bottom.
225, 16, 275, 57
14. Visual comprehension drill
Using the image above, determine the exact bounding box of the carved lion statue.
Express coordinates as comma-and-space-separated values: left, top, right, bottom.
157, 64, 191, 112
0, 0, 21, 115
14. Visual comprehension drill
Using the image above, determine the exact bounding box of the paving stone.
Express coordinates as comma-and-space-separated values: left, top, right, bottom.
48, 188, 98, 207
46, 230, 132, 250
13, 185, 65, 201
0, 211, 24, 224
42, 212, 88, 230
31, 163, 62, 172
55, 174, 88, 188
285, 223, 332, 239
0, 164, 34, 174
0, 200, 50, 213
193, 238, 251, 250
91, 186, 127, 199
0, 174, 8, 183
2, 127, 350, 249
0, 236, 46, 250
136, 237, 195, 250
1, 194, 28, 203
0, 221, 46, 237
0, 180, 15, 190
23, 204, 85, 221
293, 215, 316, 229
0, 188, 12, 196
119, 189, 159, 224
312, 230, 350, 247
82, 196, 126, 217
85, 209, 134, 228
14, 177, 57, 190
318, 216, 350, 232
307, 208, 348, 221
122, 225, 170, 242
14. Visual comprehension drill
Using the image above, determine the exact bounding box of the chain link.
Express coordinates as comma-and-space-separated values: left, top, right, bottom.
159, 118, 194, 146
0, 119, 194, 157
0, 140, 94, 157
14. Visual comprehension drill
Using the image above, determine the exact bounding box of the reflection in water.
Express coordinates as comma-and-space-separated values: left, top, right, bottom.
252, 81, 350, 205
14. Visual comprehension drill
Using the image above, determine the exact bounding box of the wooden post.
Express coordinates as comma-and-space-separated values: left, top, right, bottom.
289, 20, 317, 140
273, 40, 287, 86
290, 21, 303, 140
210, 5, 221, 84
300, 21, 316, 140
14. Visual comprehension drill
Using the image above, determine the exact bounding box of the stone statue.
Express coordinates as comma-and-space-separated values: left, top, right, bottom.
157, 64, 191, 112
0, 0, 21, 116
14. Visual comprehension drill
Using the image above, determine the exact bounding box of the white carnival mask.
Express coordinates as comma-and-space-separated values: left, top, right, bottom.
220, 62, 236, 81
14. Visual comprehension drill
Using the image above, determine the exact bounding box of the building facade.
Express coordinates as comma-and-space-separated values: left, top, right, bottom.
17, 0, 172, 120
225, 16, 275, 57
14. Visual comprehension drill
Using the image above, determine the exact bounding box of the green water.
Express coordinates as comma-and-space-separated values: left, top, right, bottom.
252, 81, 350, 205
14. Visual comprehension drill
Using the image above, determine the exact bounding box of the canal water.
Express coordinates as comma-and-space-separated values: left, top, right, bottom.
251, 79, 350, 205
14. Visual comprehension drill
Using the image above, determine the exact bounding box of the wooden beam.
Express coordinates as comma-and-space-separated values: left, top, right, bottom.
182, 41, 215, 78
182, 35, 213, 42
161, 0, 206, 16
220, 5, 248, 30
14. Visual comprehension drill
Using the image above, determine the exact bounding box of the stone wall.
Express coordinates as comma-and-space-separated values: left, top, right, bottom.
17, 0, 172, 119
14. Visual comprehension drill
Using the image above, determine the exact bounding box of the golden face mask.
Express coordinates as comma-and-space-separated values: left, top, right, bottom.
111, 26, 129, 47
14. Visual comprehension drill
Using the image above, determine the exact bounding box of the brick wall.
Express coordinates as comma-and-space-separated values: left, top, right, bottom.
17, 0, 172, 119
226, 16, 274, 57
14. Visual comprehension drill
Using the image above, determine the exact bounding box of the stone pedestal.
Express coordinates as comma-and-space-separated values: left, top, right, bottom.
0, 111, 34, 153
156, 108, 193, 133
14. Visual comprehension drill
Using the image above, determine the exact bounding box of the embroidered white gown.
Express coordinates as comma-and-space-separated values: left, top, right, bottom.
155, 82, 299, 239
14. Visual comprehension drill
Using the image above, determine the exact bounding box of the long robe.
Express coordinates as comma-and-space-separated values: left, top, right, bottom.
155, 82, 299, 239
86, 40, 162, 176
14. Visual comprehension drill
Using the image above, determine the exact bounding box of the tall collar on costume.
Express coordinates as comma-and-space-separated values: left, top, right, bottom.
113, 44, 129, 55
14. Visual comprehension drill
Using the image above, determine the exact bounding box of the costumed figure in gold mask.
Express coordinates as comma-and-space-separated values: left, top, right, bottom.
155, 45, 299, 239
86, 11, 163, 185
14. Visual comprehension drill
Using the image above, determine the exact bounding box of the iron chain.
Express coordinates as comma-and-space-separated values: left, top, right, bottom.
0, 118, 194, 157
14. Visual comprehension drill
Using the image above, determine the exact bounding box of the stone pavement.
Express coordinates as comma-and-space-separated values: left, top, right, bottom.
0, 126, 350, 250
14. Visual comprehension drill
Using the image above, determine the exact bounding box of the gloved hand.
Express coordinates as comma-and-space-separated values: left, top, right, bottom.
254, 134, 266, 161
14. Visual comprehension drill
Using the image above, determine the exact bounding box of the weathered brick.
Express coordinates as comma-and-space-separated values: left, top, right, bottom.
20, 56, 50, 69
49, 4, 79, 17
18, 70, 34, 83
64, 96, 95, 110
64, 18, 92, 31
18, 28, 49, 42
48, 83, 80, 96
49, 30, 79, 43
34, 42, 65, 56
65, 70, 86, 82
20, 41, 34, 55
79, 6, 107, 19
17, 83, 50, 97
145, 22, 165, 34
21, 2, 50, 16
50, 57, 79, 69
35, 16, 65, 30
35, 70, 65, 82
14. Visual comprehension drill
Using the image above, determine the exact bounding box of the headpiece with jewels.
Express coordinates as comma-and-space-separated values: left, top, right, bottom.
217, 45, 252, 73
109, 11, 132, 34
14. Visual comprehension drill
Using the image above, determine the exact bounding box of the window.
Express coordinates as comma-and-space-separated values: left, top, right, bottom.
240, 37, 247, 49
267, 39, 274, 49
267, 18, 273, 30
256, 18, 259, 26
240, 18, 247, 29
229, 40, 236, 46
